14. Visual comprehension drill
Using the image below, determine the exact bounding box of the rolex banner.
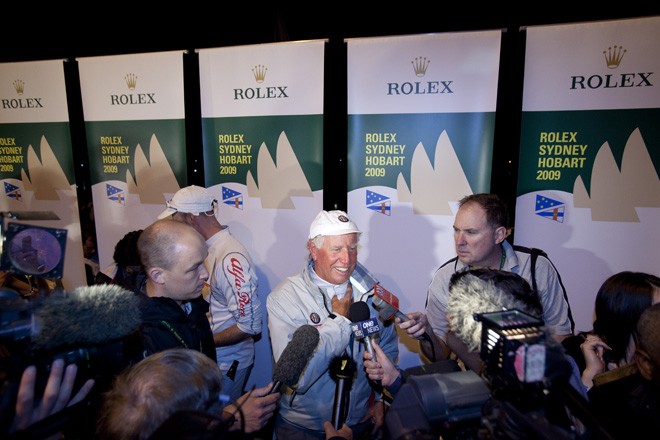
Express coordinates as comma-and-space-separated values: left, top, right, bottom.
198, 40, 325, 386
77, 51, 187, 273
515, 17, 660, 333
0, 60, 86, 290
346, 31, 501, 368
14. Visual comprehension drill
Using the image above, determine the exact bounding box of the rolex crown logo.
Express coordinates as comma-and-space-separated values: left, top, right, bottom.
13, 79, 24, 95
603, 45, 626, 69
125, 73, 138, 90
252, 64, 267, 83
411, 56, 430, 77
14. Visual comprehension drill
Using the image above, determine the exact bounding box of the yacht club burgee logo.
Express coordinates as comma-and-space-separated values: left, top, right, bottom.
387, 56, 454, 96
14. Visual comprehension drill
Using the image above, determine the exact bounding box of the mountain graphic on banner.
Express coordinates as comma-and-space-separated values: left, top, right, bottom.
535, 195, 565, 222
573, 128, 660, 222
396, 130, 472, 215
20, 136, 71, 200
246, 131, 312, 209
127, 134, 180, 205
366, 190, 391, 215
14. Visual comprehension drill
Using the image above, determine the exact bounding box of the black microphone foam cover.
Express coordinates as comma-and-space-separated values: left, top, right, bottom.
329, 354, 357, 381
31, 284, 141, 350
272, 324, 320, 388
349, 301, 370, 323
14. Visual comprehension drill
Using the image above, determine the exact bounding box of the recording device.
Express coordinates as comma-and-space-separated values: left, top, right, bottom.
349, 301, 380, 360
329, 354, 357, 429
270, 324, 320, 394
384, 309, 598, 440
0, 211, 66, 279
0, 284, 142, 436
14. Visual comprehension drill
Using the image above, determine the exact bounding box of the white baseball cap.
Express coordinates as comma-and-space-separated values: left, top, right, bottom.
308, 210, 361, 239
157, 185, 217, 219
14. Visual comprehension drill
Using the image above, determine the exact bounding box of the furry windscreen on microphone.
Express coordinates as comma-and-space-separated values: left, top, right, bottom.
447, 270, 542, 352
31, 284, 141, 350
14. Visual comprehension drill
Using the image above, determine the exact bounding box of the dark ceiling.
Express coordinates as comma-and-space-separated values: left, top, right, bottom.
3, 6, 659, 62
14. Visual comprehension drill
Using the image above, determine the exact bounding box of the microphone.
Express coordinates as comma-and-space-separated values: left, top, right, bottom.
447, 270, 543, 352
329, 354, 357, 429
0, 284, 141, 350
372, 283, 433, 345
270, 324, 320, 394
372, 283, 408, 322
349, 301, 380, 360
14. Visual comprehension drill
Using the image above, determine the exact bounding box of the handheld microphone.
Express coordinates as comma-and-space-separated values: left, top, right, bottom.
372, 283, 409, 322
371, 283, 433, 345
349, 301, 380, 360
329, 354, 357, 429
270, 324, 320, 394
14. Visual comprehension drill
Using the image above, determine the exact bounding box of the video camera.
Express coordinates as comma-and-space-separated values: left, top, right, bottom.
385, 309, 598, 440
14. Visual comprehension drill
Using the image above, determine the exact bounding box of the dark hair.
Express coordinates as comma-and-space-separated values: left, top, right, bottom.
458, 193, 510, 229
593, 271, 660, 364
113, 230, 143, 267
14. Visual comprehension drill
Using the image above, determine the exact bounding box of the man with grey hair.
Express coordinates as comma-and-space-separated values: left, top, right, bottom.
267, 209, 399, 439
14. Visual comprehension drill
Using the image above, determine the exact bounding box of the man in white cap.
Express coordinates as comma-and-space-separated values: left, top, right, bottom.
158, 185, 261, 403
267, 209, 400, 439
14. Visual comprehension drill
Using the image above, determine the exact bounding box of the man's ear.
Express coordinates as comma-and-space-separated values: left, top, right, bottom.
494, 226, 508, 244
148, 267, 166, 285
308, 240, 317, 260
636, 349, 654, 381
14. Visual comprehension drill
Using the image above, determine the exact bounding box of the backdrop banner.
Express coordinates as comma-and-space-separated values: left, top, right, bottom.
346, 31, 502, 368
198, 40, 326, 387
515, 17, 660, 332
0, 60, 86, 291
77, 51, 187, 275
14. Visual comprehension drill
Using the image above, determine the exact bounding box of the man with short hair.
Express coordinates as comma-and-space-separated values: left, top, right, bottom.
158, 185, 261, 402
136, 218, 216, 361
423, 193, 574, 362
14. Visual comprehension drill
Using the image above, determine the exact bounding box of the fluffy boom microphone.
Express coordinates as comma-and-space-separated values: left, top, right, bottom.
0, 284, 141, 350
270, 324, 320, 394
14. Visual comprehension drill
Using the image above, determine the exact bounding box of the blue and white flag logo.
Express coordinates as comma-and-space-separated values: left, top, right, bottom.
106, 183, 125, 205
222, 186, 243, 210
366, 190, 390, 216
535, 195, 565, 223
4, 182, 22, 201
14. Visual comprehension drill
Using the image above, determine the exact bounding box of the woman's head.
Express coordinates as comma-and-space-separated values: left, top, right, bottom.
593, 271, 660, 364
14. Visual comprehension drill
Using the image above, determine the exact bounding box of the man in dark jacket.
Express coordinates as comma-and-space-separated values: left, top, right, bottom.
134, 218, 216, 361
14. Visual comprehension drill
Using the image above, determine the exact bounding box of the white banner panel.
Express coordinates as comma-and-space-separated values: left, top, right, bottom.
523, 16, 660, 111
198, 40, 326, 389
348, 31, 501, 114
516, 16, 660, 333
78, 51, 185, 121
78, 51, 187, 272
347, 31, 502, 369
199, 40, 325, 117
0, 60, 86, 291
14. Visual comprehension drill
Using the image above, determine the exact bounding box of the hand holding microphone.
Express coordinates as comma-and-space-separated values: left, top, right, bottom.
371, 283, 433, 343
